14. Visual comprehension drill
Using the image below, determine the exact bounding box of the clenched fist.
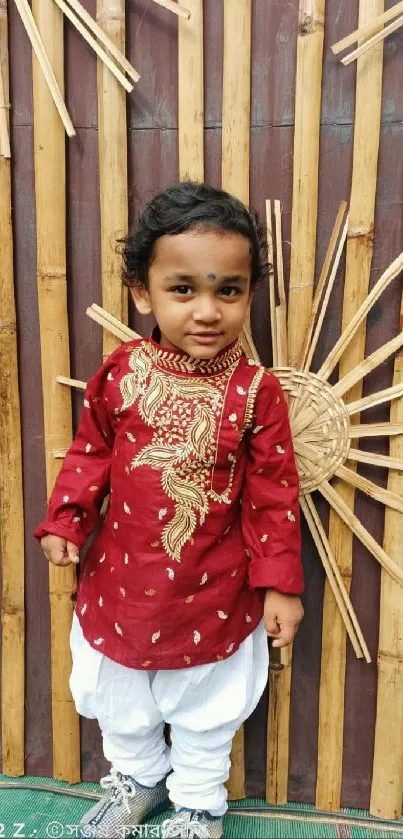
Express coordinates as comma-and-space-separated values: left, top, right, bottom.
264, 589, 304, 648
41, 534, 80, 566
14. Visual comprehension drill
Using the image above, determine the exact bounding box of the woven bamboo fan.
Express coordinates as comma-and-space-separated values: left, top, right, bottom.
267, 199, 403, 662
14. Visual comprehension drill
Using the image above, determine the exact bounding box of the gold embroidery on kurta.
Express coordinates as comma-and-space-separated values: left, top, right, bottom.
120, 343, 242, 563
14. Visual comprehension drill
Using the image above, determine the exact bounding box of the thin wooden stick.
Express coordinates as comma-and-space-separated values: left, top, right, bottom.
348, 423, 403, 439
287, 0, 325, 367
14, 0, 75, 137
90, 303, 141, 341
86, 305, 140, 343
342, 14, 403, 66
299, 206, 348, 373
97, 0, 128, 359
60, 0, 140, 82
319, 480, 403, 586
56, 375, 87, 390
152, 0, 191, 19
333, 330, 403, 400
304, 219, 349, 378
178, 0, 203, 181
52, 0, 133, 92
32, 0, 79, 781
370, 349, 403, 818
331, 0, 403, 54
336, 463, 403, 514
347, 382, 403, 415
274, 201, 288, 367
347, 448, 403, 471
0, 0, 24, 774
297, 202, 347, 371
0, 56, 10, 158
301, 497, 370, 662
266, 201, 278, 366
317, 251, 403, 382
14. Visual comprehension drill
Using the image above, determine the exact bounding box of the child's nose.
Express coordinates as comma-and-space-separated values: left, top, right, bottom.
193, 296, 221, 322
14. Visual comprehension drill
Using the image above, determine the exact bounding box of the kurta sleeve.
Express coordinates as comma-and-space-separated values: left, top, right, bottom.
242, 371, 304, 595
34, 364, 115, 549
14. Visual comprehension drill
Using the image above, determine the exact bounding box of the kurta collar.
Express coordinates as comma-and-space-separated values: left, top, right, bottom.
145, 327, 244, 375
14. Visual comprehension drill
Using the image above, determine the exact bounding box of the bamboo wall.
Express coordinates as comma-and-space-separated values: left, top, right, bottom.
1, 0, 403, 814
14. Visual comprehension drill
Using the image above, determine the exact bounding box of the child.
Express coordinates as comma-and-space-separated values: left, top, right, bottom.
35, 182, 304, 839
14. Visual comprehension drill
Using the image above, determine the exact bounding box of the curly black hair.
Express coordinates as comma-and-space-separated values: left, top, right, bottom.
119, 181, 268, 289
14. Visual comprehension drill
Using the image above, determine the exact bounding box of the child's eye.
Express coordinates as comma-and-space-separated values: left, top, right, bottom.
171, 285, 193, 296
219, 286, 240, 298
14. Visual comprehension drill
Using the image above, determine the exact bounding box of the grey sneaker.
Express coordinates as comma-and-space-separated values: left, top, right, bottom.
161, 809, 223, 839
78, 769, 170, 838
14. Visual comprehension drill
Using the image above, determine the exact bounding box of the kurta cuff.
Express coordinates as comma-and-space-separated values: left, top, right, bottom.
248, 556, 304, 594
34, 520, 87, 549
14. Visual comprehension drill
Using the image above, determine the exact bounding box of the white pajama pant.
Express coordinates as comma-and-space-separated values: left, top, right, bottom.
69, 614, 269, 816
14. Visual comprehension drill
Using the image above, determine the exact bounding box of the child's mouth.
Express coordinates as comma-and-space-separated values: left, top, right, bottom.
190, 333, 222, 345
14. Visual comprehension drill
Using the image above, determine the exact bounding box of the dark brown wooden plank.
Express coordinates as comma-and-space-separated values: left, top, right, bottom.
127, 0, 178, 131
10, 127, 53, 777
65, 0, 97, 129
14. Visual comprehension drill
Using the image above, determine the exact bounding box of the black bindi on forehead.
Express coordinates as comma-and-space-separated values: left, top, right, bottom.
207, 273, 217, 282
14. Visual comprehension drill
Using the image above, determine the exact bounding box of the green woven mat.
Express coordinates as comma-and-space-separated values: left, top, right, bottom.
1, 775, 403, 838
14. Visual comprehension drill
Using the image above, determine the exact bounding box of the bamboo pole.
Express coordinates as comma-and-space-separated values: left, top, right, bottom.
316, 0, 384, 811
32, 0, 80, 780
222, 0, 251, 206
331, 0, 403, 54
287, 0, 325, 367
274, 202, 288, 368
0, 0, 25, 775
370, 342, 403, 817
222, 0, 252, 799
268, 0, 326, 803
178, 0, 203, 181
266, 201, 278, 366
0, 41, 10, 158
97, 0, 128, 360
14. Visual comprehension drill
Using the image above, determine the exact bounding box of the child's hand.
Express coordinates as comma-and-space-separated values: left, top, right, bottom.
264, 590, 304, 648
41, 534, 80, 566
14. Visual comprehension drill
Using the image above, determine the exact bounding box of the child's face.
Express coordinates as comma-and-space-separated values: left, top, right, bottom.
131, 229, 252, 359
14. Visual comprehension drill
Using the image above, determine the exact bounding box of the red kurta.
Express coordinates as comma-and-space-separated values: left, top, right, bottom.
35, 337, 303, 669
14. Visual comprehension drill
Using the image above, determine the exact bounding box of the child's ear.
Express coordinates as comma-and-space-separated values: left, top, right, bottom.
130, 286, 152, 316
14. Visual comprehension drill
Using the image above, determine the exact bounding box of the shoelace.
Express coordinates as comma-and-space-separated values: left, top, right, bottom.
162, 811, 210, 838
99, 770, 136, 814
